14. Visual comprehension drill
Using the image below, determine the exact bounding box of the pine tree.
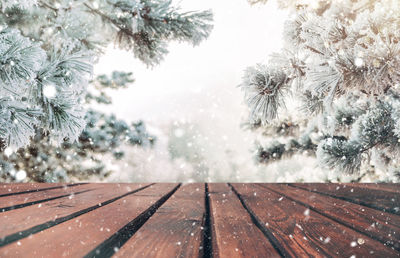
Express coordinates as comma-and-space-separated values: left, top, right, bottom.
0, 0, 213, 181
241, 0, 400, 181
1, 71, 156, 182
0, 0, 212, 150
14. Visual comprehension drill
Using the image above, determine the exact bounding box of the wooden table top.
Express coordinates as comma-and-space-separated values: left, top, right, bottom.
0, 183, 399, 257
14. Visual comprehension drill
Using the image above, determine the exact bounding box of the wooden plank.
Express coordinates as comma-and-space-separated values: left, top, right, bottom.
232, 183, 399, 257
291, 183, 400, 215
114, 183, 205, 258
262, 184, 400, 250
0, 184, 179, 258
0, 184, 101, 211
0, 183, 81, 196
0, 183, 150, 245
208, 183, 280, 258
342, 183, 400, 194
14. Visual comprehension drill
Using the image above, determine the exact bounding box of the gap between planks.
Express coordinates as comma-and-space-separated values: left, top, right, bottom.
230, 183, 399, 257
259, 184, 400, 251
0, 184, 182, 258
0, 183, 399, 258
0, 184, 153, 247
290, 183, 400, 215
0, 183, 87, 197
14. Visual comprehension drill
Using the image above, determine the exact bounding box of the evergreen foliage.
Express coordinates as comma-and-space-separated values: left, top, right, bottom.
0, 0, 213, 151
0, 0, 213, 181
0, 72, 155, 182
241, 0, 400, 180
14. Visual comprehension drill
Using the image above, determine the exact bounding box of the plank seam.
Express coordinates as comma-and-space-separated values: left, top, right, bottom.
289, 184, 400, 216
228, 184, 286, 258
0, 184, 153, 247
0, 183, 87, 198
0, 189, 94, 212
202, 183, 212, 258
84, 184, 181, 258
342, 184, 400, 194
260, 184, 400, 251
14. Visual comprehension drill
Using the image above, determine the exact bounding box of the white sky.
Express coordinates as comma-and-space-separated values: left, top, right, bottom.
95, 0, 286, 122
94, 0, 288, 181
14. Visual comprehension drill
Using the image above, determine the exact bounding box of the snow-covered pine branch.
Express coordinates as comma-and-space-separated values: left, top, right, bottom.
1, 71, 155, 182
241, 0, 400, 179
0, 0, 213, 151
0, 0, 37, 11
240, 64, 289, 123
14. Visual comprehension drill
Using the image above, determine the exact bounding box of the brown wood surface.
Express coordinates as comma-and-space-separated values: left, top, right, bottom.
341, 183, 400, 193
231, 183, 399, 257
262, 183, 400, 250
291, 183, 400, 215
0, 183, 399, 257
0, 183, 82, 196
208, 183, 280, 258
0, 183, 178, 258
0, 183, 150, 244
114, 183, 205, 258
0, 183, 101, 211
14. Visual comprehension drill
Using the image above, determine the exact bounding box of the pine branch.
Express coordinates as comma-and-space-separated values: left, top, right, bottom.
240, 64, 289, 123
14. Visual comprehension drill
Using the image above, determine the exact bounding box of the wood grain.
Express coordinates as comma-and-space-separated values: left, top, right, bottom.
291, 183, 400, 215
0, 183, 150, 245
209, 183, 280, 258
262, 183, 400, 250
0, 183, 399, 258
114, 183, 205, 258
0, 184, 178, 258
342, 183, 400, 193
0, 183, 101, 211
0, 183, 81, 196
232, 183, 399, 257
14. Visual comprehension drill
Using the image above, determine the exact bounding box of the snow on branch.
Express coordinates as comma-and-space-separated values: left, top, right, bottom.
240, 64, 289, 123
242, 0, 400, 178
0, 0, 213, 151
